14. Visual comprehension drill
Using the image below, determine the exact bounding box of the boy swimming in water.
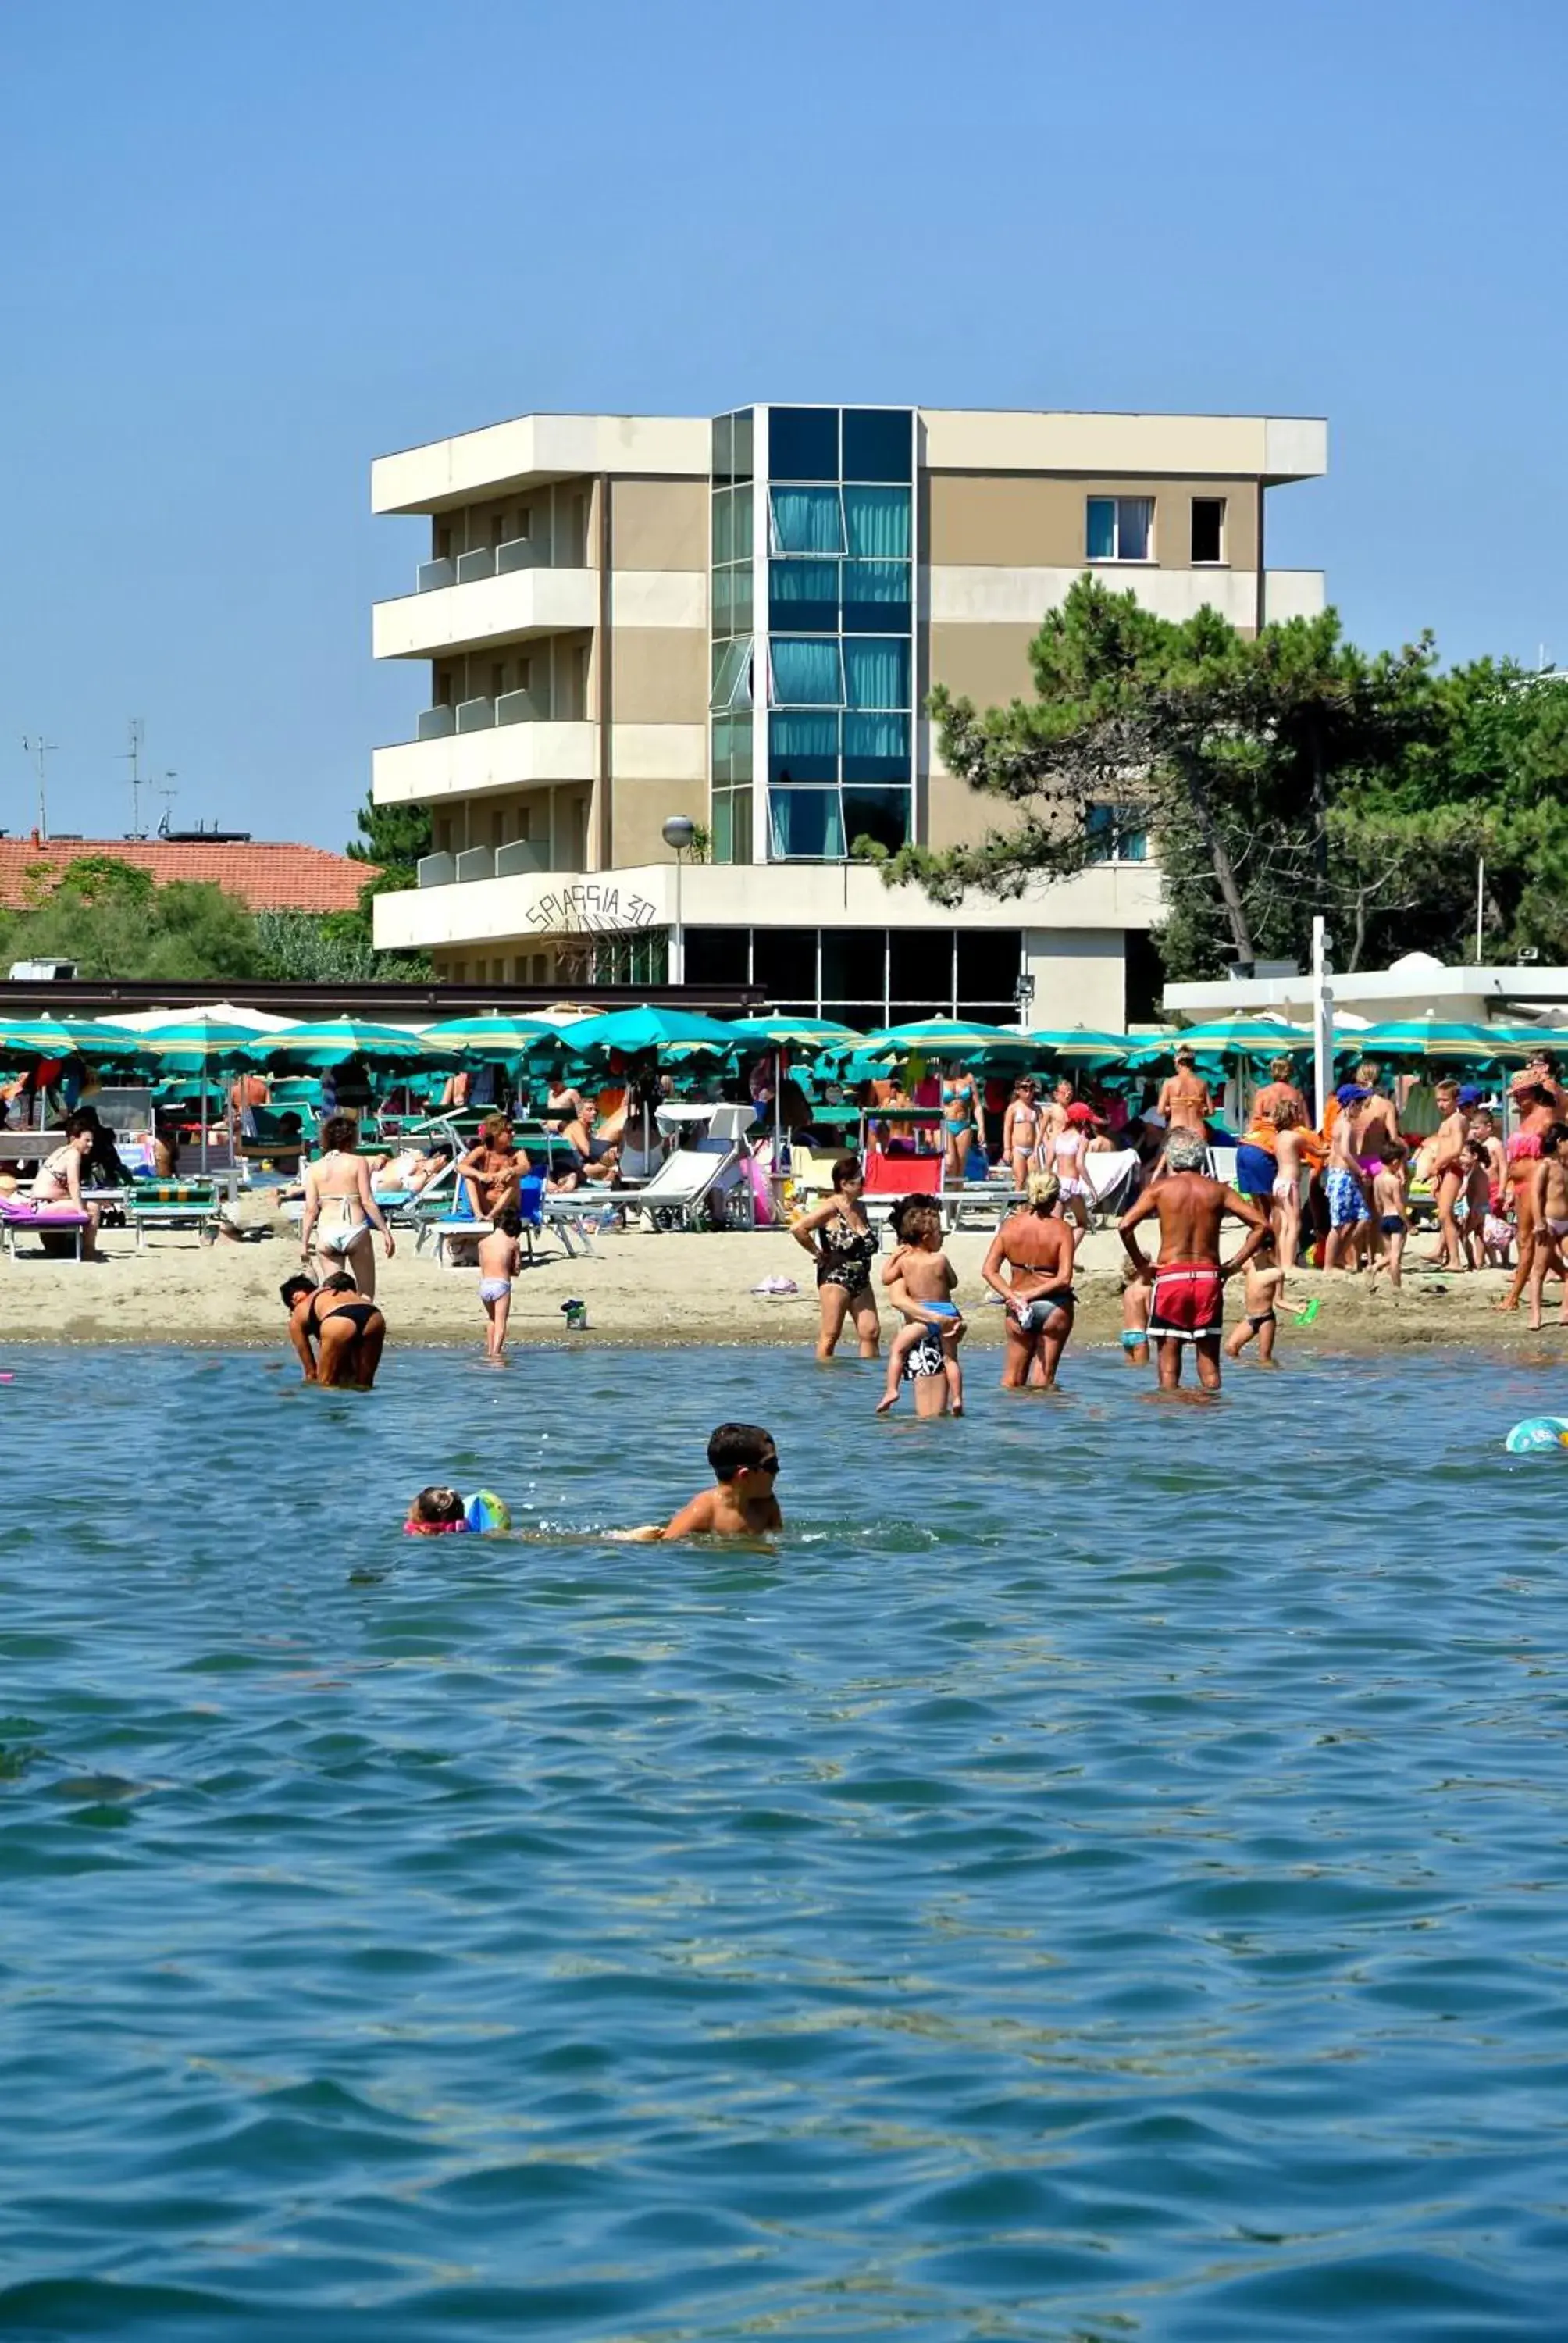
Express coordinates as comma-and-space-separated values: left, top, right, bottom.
630, 1421, 783, 1540
876, 1204, 964, 1414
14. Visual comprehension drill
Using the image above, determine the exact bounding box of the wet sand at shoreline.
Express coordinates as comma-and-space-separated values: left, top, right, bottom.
2, 1213, 1561, 1356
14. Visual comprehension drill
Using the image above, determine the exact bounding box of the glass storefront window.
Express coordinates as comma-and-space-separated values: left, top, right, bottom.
768, 406, 838, 481
843, 408, 913, 482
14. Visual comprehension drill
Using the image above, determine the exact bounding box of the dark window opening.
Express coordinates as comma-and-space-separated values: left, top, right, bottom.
753, 926, 818, 1001
685, 926, 750, 986
820, 927, 886, 1004
957, 929, 1023, 1005
1191, 497, 1225, 565
768, 406, 839, 482
1124, 929, 1163, 1026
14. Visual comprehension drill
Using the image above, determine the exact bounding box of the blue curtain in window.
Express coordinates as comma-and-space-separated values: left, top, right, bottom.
1086, 498, 1115, 560
768, 788, 845, 861
1119, 498, 1153, 561
841, 559, 911, 630
768, 487, 843, 555
843, 637, 909, 710
769, 638, 843, 706
768, 711, 838, 783
843, 486, 911, 558
768, 558, 839, 631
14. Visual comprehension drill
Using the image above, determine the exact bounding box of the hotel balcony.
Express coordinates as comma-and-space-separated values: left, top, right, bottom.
372, 701, 597, 807
372, 545, 598, 660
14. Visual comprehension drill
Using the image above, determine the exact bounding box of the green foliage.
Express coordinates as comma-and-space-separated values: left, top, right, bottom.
254, 908, 433, 984
345, 788, 430, 911
0, 863, 261, 982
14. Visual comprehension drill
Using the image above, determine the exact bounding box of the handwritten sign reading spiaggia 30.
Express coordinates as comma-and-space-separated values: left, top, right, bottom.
522, 882, 661, 935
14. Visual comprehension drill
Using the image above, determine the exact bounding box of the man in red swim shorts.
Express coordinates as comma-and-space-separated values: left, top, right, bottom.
1117, 1130, 1270, 1391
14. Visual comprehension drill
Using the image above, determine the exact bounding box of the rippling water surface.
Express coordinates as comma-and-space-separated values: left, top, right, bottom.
3, 1339, 1567, 2339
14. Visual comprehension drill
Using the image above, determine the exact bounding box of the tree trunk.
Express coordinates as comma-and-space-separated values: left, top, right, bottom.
1177, 751, 1256, 964
1310, 730, 1329, 892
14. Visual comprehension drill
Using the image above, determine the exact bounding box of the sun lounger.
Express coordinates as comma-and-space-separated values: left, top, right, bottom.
0, 1195, 92, 1260
429, 1173, 547, 1268
591, 1108, 756, 1232
124, 1180, 224, 1248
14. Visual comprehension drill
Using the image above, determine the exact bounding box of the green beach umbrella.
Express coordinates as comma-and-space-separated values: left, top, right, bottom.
422, 1011, 568, 1054
115, 1014, 282, 1065
853, 1017, 1032, 1062
264, 1016, 451, 1067
0, 1015, 145, 1060
723, 1015, 864, 1054
1352, 1015, 1525, 1060
1024, 1025, 1131, 1061
559, 1005, 739, 1059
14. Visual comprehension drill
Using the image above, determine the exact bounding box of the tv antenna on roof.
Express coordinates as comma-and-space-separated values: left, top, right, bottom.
21, 735, 57, 840
156, 772, 178, 837
123, 718, 148, 839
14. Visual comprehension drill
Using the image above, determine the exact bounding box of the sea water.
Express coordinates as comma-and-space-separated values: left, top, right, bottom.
2, 1340, 1566, 2341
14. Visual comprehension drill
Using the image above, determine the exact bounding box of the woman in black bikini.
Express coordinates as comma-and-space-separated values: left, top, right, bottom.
791, 1154, 881, 1361
280, 1272, 387, 1389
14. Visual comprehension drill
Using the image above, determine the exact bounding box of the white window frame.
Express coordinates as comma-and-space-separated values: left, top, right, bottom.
1086, 494, 1156, 565
1190, 495, 1228, 567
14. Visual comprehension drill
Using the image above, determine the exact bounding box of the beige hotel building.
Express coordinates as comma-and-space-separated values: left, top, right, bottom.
370, 404, 1326, 1027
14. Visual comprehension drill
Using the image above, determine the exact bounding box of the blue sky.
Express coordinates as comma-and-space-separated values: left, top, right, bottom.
2, 0, 1563, 850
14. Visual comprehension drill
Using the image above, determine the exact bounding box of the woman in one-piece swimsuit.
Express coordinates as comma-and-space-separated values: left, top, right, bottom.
792, 1155, 882, 1361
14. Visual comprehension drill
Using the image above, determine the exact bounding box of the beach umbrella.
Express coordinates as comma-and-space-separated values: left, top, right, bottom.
1024, 1026, 1131, 1061
109, 1012, 285, 1171
560, 1005, 739, 1058
0, 1014, 146, 1059
263, 1016, 450, 1066
1352, 1015, 1526, 1060
853, 1017, 1033, 1062
723, 1015, 864, 1053
1170, 1016, 1312, 1054
422, 1011, 570, 1054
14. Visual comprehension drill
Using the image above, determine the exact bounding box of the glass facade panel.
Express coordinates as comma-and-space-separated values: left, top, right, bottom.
841, 559, 911, 630
712, 412, 733, 485
731, 486, 754, 560
732, 408, 754, 482
729, 562, 752, 636
843, 636, 909, 708
769, 558, 839, 633
843, 485, 911, 558
730, 788, 753, 861
711, 565, 733, 641
769, 637, 843, 705
843, 711, 909, 779
769, 486, 844, 555
769, 711, 838, 783
768, 788, 845, 860
957, 929, 1023, 1002
710, 791, 733, 865
843, 408, 913, 482
685, 925, 750, 986
820, 926, 886, 1003
711, 487, 734, 565
768, 405, 838, 481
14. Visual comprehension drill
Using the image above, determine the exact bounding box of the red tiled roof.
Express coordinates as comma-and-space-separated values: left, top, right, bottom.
0, 837, 377, 915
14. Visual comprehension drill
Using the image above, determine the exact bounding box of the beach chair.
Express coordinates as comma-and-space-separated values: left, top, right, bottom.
861, 1147, 941, 1230
0, 1195, 92, 1261
593, 1105, 756, 1231
429, 1173, 547, 1269
123, 1179, 224, 1248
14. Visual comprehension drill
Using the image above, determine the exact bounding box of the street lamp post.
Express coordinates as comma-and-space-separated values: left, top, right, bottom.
661, 814, 696, 990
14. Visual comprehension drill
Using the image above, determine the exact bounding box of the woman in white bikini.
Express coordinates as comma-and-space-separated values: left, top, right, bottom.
1270, 1097, 1306, 1269
300, 1115, 395, 1298
1002, 1079, 1043, 1192
30, 1115, 102, 1260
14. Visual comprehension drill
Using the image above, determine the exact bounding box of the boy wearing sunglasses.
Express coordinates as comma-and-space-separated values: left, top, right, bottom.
643, 1421, 783, 1540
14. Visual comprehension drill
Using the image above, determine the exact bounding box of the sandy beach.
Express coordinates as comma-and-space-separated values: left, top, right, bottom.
0, 1206, 1559, 1355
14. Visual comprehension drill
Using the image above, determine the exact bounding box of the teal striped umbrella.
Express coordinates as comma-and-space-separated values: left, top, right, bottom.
853, 1017, 1032, 1063
723, 1015, 864, 1053
1352, 1015, 1529, 1061
1128, 1017, 1312, 1067
0, 1015, 145, 1060
422, 1011, 569, 1054
112, 1014, 280, 1067
1024, 1025, 1131, 1061
558, 1006, 739, 1059
263, 1016, 451, 1066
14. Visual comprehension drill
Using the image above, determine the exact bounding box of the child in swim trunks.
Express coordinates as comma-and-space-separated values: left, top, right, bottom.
476, 1204, 523, 1361
635, 1421, 783, 1539
1119, 1256, 1152, 1364
1367, 1141, 1409, 1289
876, 1204, 964, 1415
1223, 1233, 1286, 1365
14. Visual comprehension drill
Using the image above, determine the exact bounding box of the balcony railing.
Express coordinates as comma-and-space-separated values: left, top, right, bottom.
417, 839, 551, 888
415, 536, 555, 594
415, 690, 550, 742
